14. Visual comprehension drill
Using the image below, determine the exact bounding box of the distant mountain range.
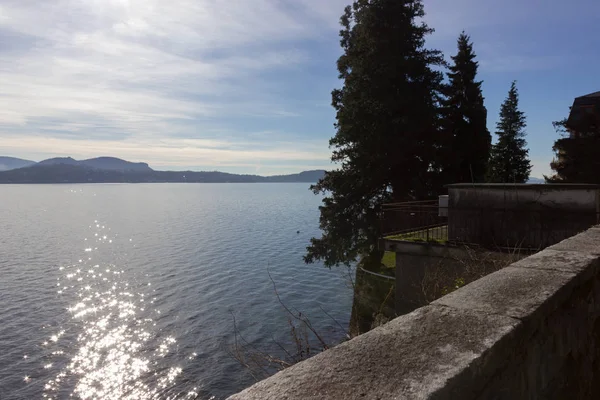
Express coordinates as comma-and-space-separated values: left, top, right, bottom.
0, 155, 547, 185
0, 156, 36, 171
37, 156, 152, 172
0, 156, 326, 184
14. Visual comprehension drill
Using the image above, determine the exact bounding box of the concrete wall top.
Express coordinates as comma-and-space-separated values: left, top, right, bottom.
448, 185, 600, 211
228, 226, 600, 400
446, 183, 600, 190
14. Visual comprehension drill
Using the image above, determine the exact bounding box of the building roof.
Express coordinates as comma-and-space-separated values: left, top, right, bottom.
576, 91, 600, 99
572, 95, 600, 107
567, 92, 600, 130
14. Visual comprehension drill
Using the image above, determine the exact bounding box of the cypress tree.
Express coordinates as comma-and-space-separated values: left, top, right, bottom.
304, 0, 445, 269
487, 81, 532, 183
442, 32, 491, 183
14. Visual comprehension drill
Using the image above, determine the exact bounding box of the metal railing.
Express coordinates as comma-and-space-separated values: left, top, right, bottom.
382, 200, 600, 251
381, 200, 447, 243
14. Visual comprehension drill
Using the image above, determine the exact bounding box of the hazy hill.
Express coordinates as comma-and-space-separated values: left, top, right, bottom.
37, 157, 80, 167
37, 156, 152, 172
265, 170, 326, 183
80, 157, 152, 171
0, 156, 36, 171
0, 159, 327, 184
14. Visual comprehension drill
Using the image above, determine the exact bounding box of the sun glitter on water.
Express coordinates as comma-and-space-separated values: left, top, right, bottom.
40, 221, 202, 400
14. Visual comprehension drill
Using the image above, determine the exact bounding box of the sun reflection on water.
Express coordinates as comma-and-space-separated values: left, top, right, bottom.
41, 221, 203, 400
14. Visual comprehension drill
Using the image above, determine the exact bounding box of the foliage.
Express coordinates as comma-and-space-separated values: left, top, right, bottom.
441, 32, 491, 184
487, 81, 532, 183
441, 278, 465, 296
304, 0, 446, 269
546, 117, 600, 183
421, 246, 522, 303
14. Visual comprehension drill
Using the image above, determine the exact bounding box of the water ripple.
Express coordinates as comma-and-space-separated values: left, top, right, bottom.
0, 184, 353, 399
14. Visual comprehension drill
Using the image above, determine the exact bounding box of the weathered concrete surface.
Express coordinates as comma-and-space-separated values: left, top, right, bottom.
548, 226, 600, 256
228, 305, 519, 400
228, 227, 600, 400
434, 250, 598, 320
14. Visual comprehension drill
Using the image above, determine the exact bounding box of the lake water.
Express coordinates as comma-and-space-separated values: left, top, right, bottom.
0, 184, 354, 399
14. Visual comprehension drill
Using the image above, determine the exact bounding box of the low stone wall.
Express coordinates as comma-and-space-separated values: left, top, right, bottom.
384, 239, 526, 315
228, 226, 600, 400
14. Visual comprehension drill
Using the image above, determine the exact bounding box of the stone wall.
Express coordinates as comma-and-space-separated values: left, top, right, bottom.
228, 226, 600, 400
383, 239, 526, 315
447, 184, 600, 248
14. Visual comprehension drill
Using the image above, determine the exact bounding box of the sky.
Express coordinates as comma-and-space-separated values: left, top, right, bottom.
0, 0, 598, 177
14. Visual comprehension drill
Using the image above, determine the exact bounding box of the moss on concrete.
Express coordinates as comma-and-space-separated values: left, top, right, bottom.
381, 251, 396, 269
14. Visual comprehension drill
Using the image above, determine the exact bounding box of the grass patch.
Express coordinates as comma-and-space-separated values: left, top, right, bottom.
381, 251, 395, 269
384, 225, 448, 244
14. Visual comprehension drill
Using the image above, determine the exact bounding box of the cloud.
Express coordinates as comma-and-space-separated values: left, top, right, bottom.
0, 0, 345, 171
1, 0, 590, 175
0, 134, 332, 172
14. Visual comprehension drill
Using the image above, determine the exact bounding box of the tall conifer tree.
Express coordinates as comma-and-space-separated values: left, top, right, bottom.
304, 0, 445, 268
442, 32, 490, 183
487, 81, 532, 183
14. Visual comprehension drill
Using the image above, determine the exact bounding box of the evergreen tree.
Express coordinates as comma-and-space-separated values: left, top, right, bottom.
487, 81, 531, 183
304, 0, 445, 269
442, 32, 491, 183
546, 115, 600, 183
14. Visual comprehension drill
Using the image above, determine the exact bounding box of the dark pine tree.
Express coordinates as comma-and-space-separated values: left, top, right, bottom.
304, 0, 445, 269
487, 81, 532, 183
546, 115, 600, 183
442, 32, 491, 184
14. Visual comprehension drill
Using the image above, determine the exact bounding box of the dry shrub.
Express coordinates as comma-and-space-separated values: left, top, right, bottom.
229, 271, 346, 381
419, 245, 528, 303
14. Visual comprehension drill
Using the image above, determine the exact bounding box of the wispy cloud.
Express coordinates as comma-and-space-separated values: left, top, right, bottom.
0, 0, 595, 175
0, 0, 347, 171
0, 135, 332, 173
